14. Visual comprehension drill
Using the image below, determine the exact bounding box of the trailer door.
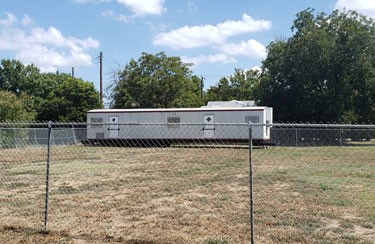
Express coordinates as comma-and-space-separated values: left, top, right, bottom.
108, 116, 119, 138
203, 114, 215, 138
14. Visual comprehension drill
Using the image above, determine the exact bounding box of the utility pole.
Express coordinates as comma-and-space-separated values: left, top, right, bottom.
99, 51, 103, 107
71, 67, 74, 78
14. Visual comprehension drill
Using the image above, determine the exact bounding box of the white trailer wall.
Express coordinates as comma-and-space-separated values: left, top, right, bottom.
87, 107, 271, 141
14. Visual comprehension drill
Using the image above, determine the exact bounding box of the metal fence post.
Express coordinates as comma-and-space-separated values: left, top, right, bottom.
295, 128, 298, 147
44, 121, 52, 232
339, 128, 343, 146
249, 123, 254, 244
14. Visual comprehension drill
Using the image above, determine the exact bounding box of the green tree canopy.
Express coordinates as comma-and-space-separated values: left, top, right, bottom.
0, 58, 101, 121
205, 69, 260, 103
38, 77, 101, 121
255, 9, 375, 123
0, 59, 41, 96
0, 90, 34, 121
109, 52, 203, 108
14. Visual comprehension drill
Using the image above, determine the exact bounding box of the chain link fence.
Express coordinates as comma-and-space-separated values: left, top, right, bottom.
0, 122, 374, 243
252, 123, 375, 244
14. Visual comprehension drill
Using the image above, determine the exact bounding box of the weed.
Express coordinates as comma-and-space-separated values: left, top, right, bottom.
319, 182, 331, 191
56, 185, 78, 194
361, 222, 374, 229
340, 219, 354, 229
8, 182, 30, 189
204, 237, 229, 244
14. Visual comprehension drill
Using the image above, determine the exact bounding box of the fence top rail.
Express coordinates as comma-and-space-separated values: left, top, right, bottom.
0, 122, 374, 129
270, 123, 375, 129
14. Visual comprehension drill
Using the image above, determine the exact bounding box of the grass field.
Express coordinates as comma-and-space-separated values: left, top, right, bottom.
0, 143, 374, 243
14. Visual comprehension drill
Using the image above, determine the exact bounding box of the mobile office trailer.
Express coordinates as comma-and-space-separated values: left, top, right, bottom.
86, 106, 273, 146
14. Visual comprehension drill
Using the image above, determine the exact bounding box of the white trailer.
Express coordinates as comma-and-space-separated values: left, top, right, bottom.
86, 106, 273, 146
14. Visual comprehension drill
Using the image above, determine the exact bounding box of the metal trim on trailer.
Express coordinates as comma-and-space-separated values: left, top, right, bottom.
87, 107, 267, 114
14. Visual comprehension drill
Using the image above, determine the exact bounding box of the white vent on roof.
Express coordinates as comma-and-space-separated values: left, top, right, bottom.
202, 100, 255, 108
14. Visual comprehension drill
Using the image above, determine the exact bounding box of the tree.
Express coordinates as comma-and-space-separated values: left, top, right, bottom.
0, 58, 102, 121
205, 69, 260, 103
0, 59, 41, 96
0, 59, 61, 119
205, 77, 233, 102
0, 90, 34, 121
38, 77, 101, 121
109, 52, 203, 108
255, 9, 375, 123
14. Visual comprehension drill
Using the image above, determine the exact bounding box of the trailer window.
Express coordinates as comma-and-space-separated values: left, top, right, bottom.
245, 116, 259, 124
90, 117, 103, 128
167, 117, 180, 126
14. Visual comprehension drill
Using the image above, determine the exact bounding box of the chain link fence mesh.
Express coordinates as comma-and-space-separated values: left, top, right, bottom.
0, 122, 374, 243
252, 124, 375, 243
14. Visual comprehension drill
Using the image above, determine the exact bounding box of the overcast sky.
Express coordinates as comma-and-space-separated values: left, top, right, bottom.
1, 0, 375, 102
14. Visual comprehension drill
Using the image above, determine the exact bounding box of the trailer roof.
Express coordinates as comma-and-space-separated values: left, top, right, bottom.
88, 107, 269, 113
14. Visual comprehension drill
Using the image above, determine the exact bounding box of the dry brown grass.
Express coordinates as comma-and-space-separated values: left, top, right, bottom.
0, 144, 374, 243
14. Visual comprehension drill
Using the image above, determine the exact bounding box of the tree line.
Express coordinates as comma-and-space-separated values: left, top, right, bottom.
0, 60, 101, 121
1, 9, 374, 123
257, 9, 375, 123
